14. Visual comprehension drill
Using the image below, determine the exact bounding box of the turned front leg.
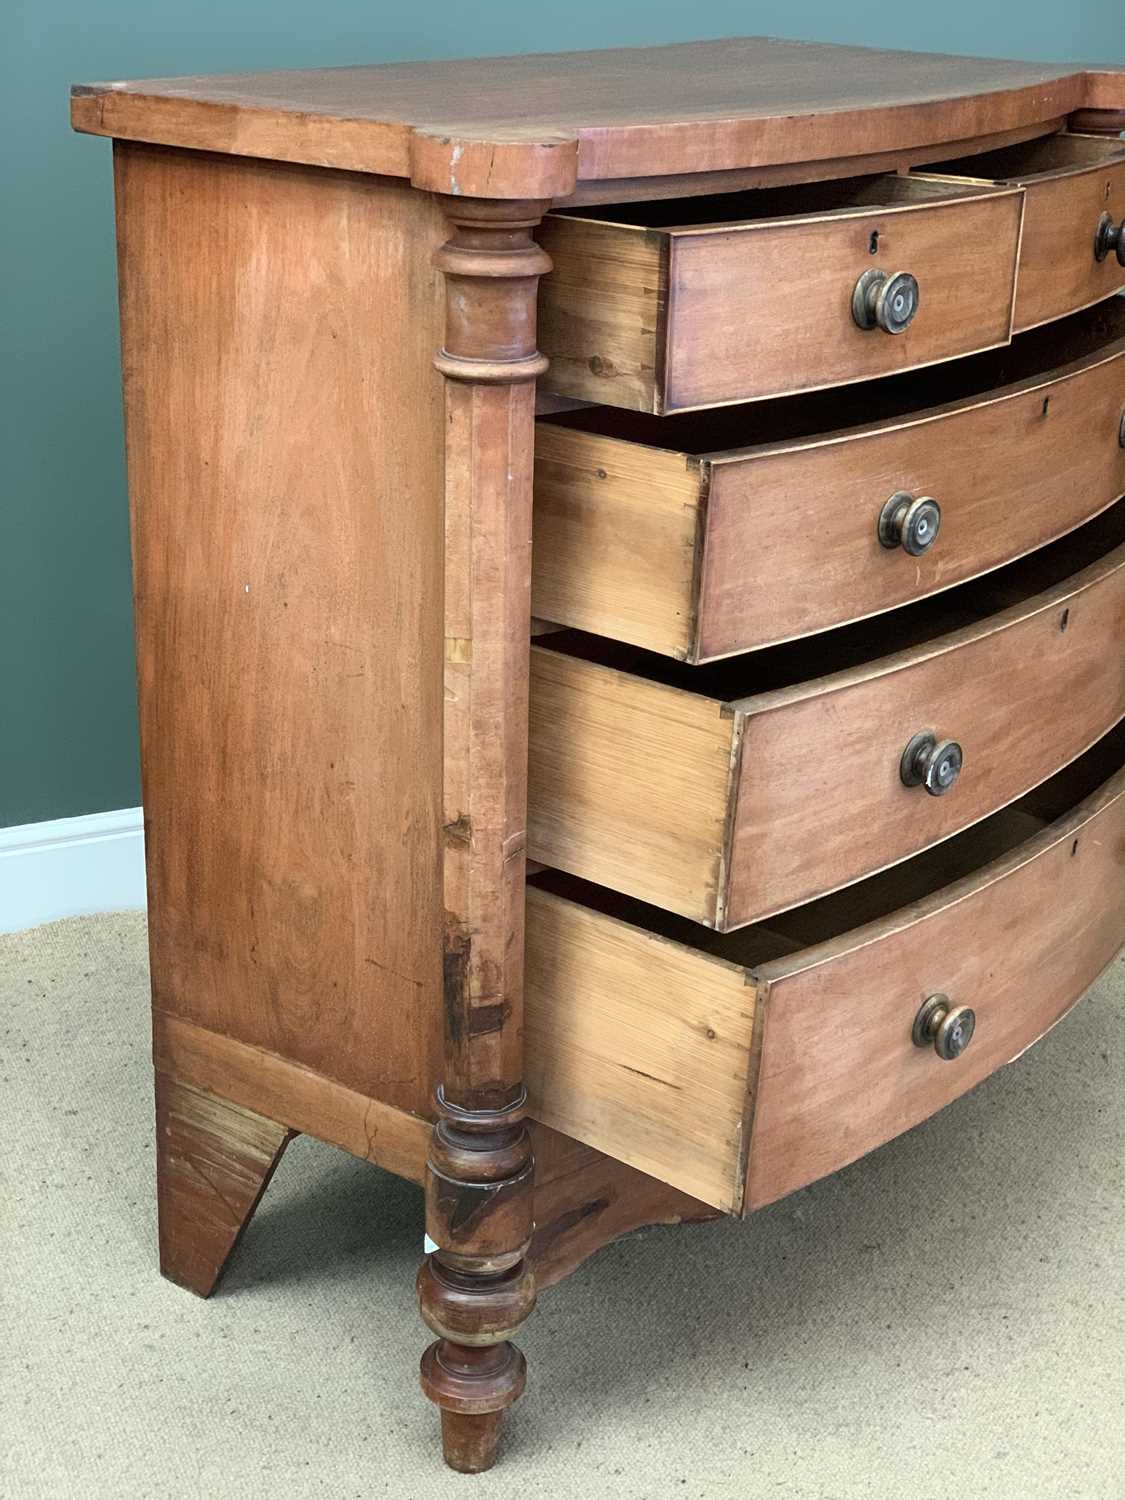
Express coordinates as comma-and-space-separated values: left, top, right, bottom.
418, 195, 551, 1472
418, 1093, 536, 1471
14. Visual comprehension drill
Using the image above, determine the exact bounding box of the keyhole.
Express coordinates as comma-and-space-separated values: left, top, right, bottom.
869, 230, 880, 255
1042, 396, 1050, 417
1059, 608, 1069, 632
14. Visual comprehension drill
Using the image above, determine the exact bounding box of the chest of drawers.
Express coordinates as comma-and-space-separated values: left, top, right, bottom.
71, 37, 1125, 1475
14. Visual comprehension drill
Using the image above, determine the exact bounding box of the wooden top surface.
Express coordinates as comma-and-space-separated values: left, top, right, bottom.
72, 37, 1125, 199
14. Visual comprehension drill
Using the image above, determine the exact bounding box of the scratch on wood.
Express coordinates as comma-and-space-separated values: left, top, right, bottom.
364, 954, 426, 988
621, 1063, 682, 1091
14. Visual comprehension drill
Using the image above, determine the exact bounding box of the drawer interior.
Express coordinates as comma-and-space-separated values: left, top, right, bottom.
535, 496, 1125, 703
921, 131, 1125, 184
551, 169, 1000, 232
529, 717, 1125, 969
539, 299, 1125, 458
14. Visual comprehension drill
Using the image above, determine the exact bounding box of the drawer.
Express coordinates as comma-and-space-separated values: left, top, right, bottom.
535, 173, 1023, 413
527, 503, 1125, 928
534, 302, 1125, 661
525, 729, 1125, 1213
918, 133, 1125, 332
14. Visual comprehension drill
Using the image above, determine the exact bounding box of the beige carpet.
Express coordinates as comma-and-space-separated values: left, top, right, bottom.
2, 912, 1123, 1499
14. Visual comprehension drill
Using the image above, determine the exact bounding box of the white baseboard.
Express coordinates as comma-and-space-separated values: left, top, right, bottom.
0, 807, 147, 934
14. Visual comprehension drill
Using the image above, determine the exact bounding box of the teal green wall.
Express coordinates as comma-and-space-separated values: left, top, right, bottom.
3, 2, 1122, 826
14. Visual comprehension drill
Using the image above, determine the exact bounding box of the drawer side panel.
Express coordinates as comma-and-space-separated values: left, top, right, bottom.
525, 886, 757, 1212
528, 648, 736, 925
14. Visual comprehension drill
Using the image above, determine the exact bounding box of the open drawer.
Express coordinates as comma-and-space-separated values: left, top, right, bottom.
528, 502, 1125, 927
533, 302, 1125, 662
917, 132, 1125, 332
525, 727, 1125, 1214
535, 173, 1023, 412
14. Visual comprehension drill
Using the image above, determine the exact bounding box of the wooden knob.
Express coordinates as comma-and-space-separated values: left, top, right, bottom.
900, 732, 963, 796
878, 492, 941, 555
912, 993, 976, 1061
1094, 213, 1125, 267
852, 268, 919, 333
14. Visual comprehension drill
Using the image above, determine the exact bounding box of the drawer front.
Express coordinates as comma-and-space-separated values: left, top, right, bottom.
525, 755, 1125, 1214
1012, 156, 1125, 329
921, 139, 1125, 332
528, 534, 1125, 930
746, 764, 1125, 1210
727, 541, 1125, 925
662, 192, 1021, 411
533, 337, 1125, 663
698, 345, 1125, 660
537, 184, 1023, 413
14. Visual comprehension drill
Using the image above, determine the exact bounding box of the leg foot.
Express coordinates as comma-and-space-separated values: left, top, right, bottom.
420, 1341, 526, 1472
440, 1410, 503, 1476
155, 1071, 293, 1296
418, 1093, 536, 1471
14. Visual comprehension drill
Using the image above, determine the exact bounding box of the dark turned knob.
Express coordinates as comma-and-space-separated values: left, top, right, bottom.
1093, 212, 1125, 267
878, 492, 942, 556
852, 268, 920, 333
912, 993, 976, 1061
900, 731, 963, 796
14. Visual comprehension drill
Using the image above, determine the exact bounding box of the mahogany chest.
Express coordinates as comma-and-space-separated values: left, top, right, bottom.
71, 37, 1125, 1473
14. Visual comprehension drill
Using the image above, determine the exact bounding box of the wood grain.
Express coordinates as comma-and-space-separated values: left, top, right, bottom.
746, 760, 1125, 1208
533, 217, 665, 413
154, 1011, 431, 1184
527, 647, 736, 926
533, 313, 1125, 660
116, 144, 446, 1114
155, 1072, 294, 1296
919, 133, 1125, 330
531, 424, 701, 659
538, 177, 1022, 412
525, 885, 755, 1211
70, 40, 1125, 197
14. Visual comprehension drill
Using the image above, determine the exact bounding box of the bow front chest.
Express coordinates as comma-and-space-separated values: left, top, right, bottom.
71, 36, 1125, 1474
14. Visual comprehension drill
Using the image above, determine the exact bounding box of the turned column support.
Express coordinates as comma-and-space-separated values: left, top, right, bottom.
418, 195, 552, 1474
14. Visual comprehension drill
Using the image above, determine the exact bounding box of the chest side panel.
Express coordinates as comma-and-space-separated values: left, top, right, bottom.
116, 144, 446, 1116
